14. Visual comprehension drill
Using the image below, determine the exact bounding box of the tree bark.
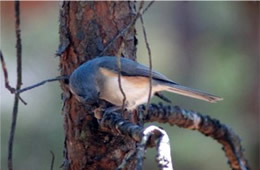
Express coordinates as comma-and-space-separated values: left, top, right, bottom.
58, 2, 138, 170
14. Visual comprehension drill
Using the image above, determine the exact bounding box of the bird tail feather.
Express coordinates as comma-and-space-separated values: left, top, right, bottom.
165, 83, 223, 103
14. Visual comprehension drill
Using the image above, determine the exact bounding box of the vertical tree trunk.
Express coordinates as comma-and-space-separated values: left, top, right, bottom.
58, 2, 137, 170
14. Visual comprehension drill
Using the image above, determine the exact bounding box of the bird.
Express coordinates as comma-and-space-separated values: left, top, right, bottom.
69, 56, 223, 111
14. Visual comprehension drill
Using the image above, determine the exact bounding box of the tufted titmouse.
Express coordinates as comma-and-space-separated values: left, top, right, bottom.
69, 56, 222, 110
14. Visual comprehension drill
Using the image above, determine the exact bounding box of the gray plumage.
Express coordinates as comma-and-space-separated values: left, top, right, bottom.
69, 56, 223, 110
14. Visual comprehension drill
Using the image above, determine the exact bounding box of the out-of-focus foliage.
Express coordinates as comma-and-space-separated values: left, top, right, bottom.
1, 2, 259, 170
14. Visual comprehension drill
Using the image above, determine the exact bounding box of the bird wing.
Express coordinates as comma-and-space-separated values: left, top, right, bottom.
98, 56, 177, 84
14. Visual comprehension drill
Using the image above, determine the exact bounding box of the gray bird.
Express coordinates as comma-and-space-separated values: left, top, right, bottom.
69, 56, 222, 110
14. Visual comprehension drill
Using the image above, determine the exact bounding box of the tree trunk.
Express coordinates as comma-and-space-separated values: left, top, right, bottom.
58, 2, 138, 170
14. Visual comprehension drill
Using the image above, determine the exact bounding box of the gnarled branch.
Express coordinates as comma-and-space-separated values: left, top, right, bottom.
138, 103, 250, 170
96, 111, 174, 170
96, 102, 249, 170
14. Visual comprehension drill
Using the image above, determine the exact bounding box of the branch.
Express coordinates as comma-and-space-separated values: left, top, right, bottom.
138, 104, 250, 170
0, 51, 15, 93
116, 46, 127, 110
96, 111, 174, 170
139, 7, 153, 114
1, 50, 67, 103
114, 1, 145, 111
49, 151, 55, 170
98, 1, 154, 57
0, 51, 27, 105
100, 1, 155, 113
15, 76, 69, 94
8, 1, 22, 170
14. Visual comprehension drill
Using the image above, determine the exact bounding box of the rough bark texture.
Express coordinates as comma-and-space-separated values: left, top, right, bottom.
58, 2, 137, 170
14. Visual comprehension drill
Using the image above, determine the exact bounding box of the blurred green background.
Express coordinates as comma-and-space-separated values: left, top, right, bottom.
1, 2, 259, 170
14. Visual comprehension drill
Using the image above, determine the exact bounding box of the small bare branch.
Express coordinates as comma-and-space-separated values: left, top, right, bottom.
1, 50, 67, 105
15, 76, 69, 94
142, 1, 155, 14
0, 51, 27, 105
138, 104, 250, 170
17, 95, 27, 105
49, 151, 55, 170
8, 1, 22, 169
0, 51, 16, 93
116, 42, 127, 111
114, 2, 145, 111
116, 55, 127, 111
99, 1, 154, 57
155, 92, 172, 103
139, 7, 153, 114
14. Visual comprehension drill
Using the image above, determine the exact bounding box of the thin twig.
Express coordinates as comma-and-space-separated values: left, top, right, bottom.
15, 76, 69, 94
100, 1, 154, 111
114, 2, 145, 111
139, 5, 153, 115
1, 51, 66, 102
116, 41, 126, 111
0, 51, 15, 93
8, 1, 22, 170
142, 1, 155, 14
8, 96, 19, 170
98, 1, 153, 57
116, 56, 127, 111
0, 51, 27, 105
155, 92, 172, 103
17, 95, 27, 105
137, 1, 145, 21
50, 151, 55, 170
